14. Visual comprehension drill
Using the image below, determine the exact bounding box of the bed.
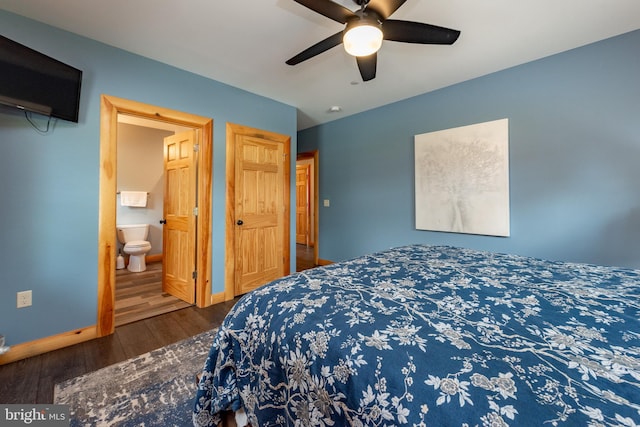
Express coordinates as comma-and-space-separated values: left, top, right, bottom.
193, 244, 640, 426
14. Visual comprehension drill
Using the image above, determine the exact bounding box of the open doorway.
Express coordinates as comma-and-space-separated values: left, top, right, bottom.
114, 116, 194, 326
97, 95, 213, 338
296, 151, 319, 271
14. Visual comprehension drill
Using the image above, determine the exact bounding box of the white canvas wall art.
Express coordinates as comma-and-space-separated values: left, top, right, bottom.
414, 118, 510, 236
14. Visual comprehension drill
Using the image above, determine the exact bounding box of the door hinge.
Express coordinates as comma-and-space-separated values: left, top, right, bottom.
192, 271, 197, 280
193, 207, 198, 216
194, 143, 200, 152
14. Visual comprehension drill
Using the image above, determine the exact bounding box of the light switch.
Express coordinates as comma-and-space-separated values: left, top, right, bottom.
323, 199, 330, 207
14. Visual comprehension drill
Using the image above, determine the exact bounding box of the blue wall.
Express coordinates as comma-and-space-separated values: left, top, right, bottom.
299, 30, 640, 268
0, 11, 297, 346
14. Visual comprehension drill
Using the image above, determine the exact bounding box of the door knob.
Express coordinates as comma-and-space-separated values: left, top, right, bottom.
159, 219, 167, 224
236, 220, 243, 225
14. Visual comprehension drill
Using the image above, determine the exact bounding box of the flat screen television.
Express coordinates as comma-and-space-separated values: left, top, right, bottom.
0, 35, 82, 123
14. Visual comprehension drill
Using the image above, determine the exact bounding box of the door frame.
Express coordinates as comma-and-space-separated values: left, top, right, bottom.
224, 122, 291, 300
97, 94, 213, 337
297, 150, 319, 265
295, 163, 311, 246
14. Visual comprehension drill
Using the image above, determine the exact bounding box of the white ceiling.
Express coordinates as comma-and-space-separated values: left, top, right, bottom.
2, 0, 639, 130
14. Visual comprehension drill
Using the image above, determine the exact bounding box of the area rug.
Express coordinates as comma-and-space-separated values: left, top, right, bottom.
54, 328, 217, 426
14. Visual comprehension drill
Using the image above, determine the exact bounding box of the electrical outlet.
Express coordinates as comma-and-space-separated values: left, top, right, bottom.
17, 290, 32, 308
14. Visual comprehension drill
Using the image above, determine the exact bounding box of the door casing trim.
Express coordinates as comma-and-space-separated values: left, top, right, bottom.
296, 150, 319, 265
224, 122, 291, 300
97, 94, 213, 337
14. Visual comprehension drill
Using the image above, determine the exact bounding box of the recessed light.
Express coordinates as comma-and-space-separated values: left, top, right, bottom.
328, 106, 342, 113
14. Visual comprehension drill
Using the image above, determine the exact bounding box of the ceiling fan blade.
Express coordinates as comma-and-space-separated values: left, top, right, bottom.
356, 53, 377, 81
286, 31, 344, 65
383, 20, 460, 44
293, 0, 356, 24
366, 0, 407, 20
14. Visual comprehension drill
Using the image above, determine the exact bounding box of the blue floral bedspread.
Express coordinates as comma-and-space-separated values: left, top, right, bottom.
193, 245, 640, 426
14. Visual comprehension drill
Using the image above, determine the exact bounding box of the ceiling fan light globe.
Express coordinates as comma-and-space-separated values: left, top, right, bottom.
343, 25, 383, 56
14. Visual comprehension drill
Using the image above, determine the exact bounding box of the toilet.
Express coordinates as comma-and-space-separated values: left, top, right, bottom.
116, 224, 152, 272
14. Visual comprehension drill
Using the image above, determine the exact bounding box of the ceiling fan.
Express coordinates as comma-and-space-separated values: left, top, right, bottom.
286, 0, 461, 81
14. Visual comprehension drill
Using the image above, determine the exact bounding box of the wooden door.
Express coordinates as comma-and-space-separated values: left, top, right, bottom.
233, 130, 288, 295
162, 130, 196, 304
296, 164, 310, 245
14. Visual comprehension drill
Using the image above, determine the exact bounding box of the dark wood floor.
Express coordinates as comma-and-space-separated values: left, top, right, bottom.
296, 243, 316, 271
0, 300, 238, 404
0, 246, 317, 405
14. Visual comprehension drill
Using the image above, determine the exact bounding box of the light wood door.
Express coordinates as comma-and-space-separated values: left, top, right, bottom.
296, 164, 310, 245
162, 130, 196, 304
234, 132, 287, 295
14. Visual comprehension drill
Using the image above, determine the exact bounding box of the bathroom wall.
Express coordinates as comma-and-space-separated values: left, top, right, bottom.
116, 123, 169, 256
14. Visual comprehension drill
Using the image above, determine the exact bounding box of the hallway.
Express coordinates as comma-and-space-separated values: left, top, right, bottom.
296, 244, 316, 271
